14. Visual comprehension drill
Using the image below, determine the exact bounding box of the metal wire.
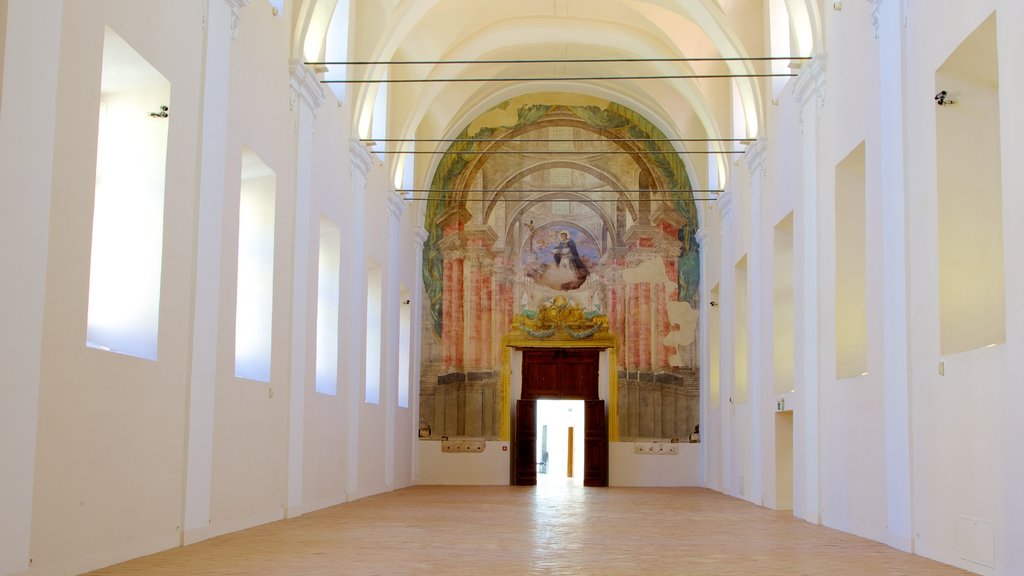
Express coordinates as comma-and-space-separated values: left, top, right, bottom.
398, 188, 722, 194
307, 56, 810, 66
323, 72, 793, 84
400, 196, 719, 202
362, 137, 750, 143
375, 149, 744, 155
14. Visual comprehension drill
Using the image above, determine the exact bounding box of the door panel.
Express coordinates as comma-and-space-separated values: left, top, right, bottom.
514, 399, 537, 486
584, 399, 608, 486
521, 348, 599, 399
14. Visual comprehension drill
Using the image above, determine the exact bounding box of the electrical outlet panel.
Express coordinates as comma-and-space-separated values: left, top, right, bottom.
633, 441, 679, 455
441, 437, 486, 453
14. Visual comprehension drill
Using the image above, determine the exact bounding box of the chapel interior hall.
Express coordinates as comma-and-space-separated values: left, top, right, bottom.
2, 1, 1022, 575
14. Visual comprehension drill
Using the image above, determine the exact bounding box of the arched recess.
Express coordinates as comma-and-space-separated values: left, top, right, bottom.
416, 97, 702, 444
488, 162, 637, 227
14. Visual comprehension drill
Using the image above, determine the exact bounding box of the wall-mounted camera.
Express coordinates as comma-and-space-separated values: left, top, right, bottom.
934, 90, 956, 106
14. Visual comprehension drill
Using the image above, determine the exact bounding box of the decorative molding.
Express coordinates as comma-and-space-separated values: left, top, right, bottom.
414, 227, 430, 248
869, 0, 883, 38
714, 191, 735, 226
869, 0, 909, 38
793, 56, 827, 132
349, 139, 373, 181
464, 225, 499, 247
743, 139, 768, 182
792, 56, 827, 109
437, 232, 467, 260
694, 227, 708, 248
386, 191, 406, 225
224, 0, 251, 39
289, 61, 326, 116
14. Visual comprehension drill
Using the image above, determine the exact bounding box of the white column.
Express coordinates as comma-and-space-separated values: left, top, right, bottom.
285, 61, 325, 517
382, 192, 406, 488
0, 2, 63, 573
410, 227, 429, 482
792, 56, 826, 524
695, 227, 710, 486
183, 0, 250, 545
345, 141, 372, 497
873, 0, 913, 552
744, 139, 769, 505
714, 191, 735, 496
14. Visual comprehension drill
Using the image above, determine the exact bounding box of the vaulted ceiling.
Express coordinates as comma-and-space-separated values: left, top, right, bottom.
289, 0, 822, 215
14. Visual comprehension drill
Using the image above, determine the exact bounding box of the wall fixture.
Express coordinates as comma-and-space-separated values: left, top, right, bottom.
934, 90, 956, 106
149, 105, 169, 118
833, 2, 842, 10
709, 301, 718, 307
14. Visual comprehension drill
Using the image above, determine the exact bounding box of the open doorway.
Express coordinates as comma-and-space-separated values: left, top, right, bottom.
537, 400, 584, 486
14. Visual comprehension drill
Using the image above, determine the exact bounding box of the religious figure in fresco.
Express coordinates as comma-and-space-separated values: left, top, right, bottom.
549, 231, 588, 290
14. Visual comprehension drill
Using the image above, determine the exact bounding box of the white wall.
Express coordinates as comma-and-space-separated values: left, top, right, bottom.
703, 1, 1024, 574
0, 2, 423, 574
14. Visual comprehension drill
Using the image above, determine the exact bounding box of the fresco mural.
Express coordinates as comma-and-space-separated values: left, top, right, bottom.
523, 225, 596, 291
419, 93, 700, 442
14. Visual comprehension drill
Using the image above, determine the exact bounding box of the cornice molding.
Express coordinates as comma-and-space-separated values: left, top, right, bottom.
792, 55, 827, 109
694, 227, 708, 248
289, 61, 326, 116
743, 139, 768, 182
414, 227, 430, 248
868, 0, 909, 39
224, 0, 251, 39
714, 191, 735, 225
386, 192, 407, 224
349, 140, 373, 180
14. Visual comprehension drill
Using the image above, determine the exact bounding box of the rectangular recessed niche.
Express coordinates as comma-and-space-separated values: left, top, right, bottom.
365, 263, 382, 404
398, 286, 411, 408
936, 13, 1005, 355
86, 27, 170, 360
234, 148, 276, 382
733, 256, 748, 402
709, 284, 721, 408
773, 213, 795, 394
315, 218, 341, 395
835, 142, 867, 378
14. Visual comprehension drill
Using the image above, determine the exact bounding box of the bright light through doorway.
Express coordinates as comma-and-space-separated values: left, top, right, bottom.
537, 400, 584, 486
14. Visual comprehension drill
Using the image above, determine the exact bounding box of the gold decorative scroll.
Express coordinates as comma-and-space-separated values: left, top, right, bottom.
510, 296, 610, 340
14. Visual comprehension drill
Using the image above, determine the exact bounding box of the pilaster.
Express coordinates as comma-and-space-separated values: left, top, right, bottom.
184, 0, 252, 542
873, 0, 913, 551
284, 59, 326, 518
0, 1, 64, 572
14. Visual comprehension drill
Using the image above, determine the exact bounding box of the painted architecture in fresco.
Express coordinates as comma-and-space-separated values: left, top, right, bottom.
419, 93, 701, 442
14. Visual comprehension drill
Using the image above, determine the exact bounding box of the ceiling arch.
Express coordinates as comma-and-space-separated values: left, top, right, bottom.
291, 0, 823, 212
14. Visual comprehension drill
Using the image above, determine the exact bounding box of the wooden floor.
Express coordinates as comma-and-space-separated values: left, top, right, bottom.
89, 483, 972, 575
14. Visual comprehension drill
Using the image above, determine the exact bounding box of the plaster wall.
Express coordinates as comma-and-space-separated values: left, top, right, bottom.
2, 2, 422, 574
706, 1, 1024, 573
417, 442, 701, 487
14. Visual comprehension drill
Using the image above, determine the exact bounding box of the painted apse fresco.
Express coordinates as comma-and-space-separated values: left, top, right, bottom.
419, 93, 700, 442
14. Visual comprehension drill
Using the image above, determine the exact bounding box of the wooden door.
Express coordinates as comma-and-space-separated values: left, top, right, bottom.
514, 399, 537, 486
584, 399, 608, 486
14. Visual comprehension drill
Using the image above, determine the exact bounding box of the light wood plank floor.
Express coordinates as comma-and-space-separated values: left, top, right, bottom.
89, 483, 973, 575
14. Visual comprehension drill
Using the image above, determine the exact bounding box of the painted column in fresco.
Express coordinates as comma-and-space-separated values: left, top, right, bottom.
654, 205, 686, 370
437, 206, 471, 374
464, 225, 497, 371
